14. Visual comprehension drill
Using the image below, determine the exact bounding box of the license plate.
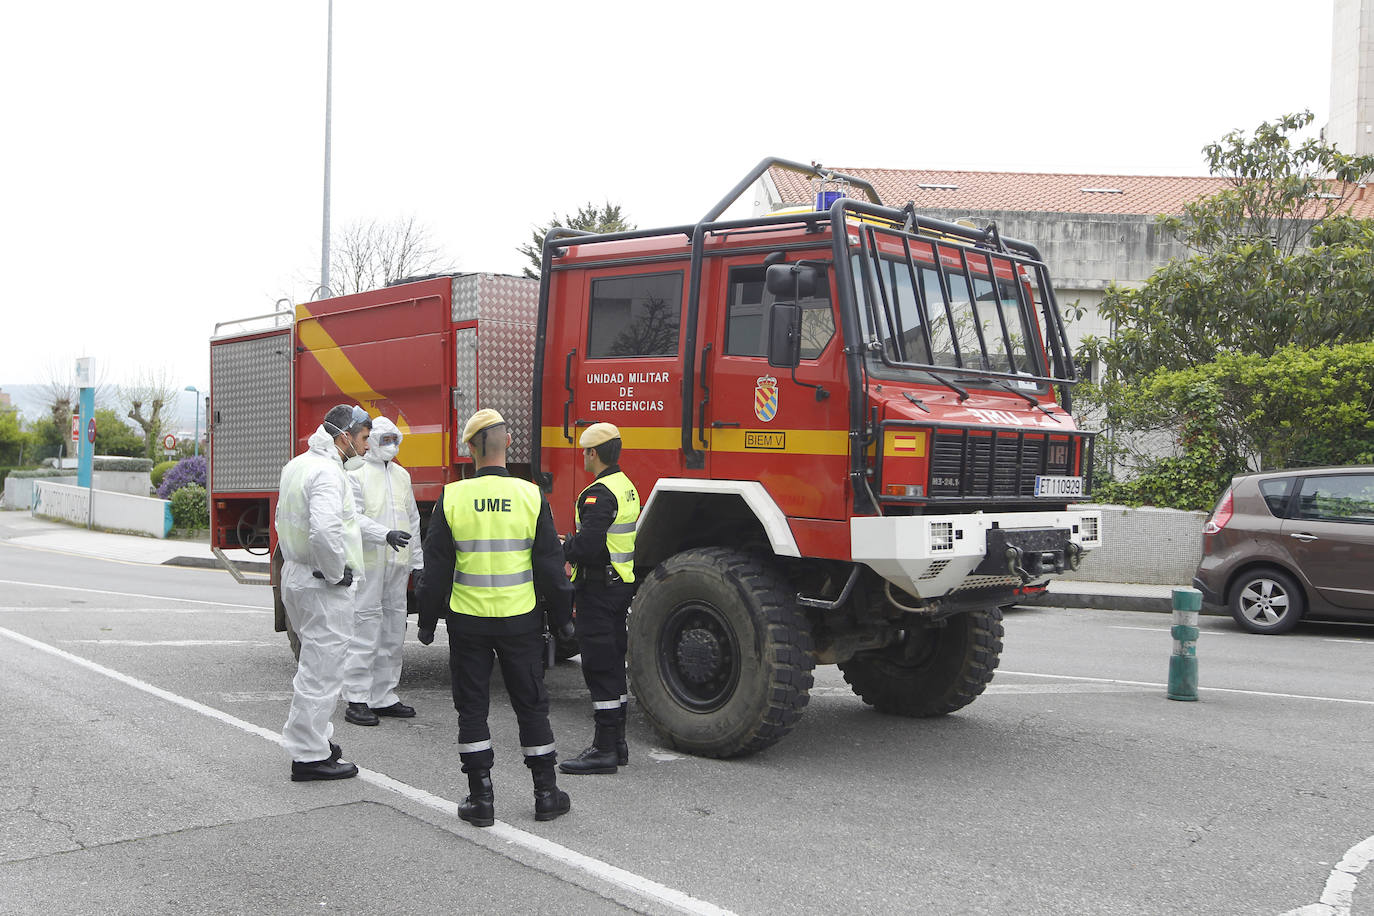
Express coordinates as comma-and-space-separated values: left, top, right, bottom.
1035, 475, 1083, 498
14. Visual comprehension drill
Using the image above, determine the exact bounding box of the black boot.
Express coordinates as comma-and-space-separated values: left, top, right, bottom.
559, 723, 619, 775
616, 702, 629, 767
531, 758, 570, 822
458, 770, 495, 828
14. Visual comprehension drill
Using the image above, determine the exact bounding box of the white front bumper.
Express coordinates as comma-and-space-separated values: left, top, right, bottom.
851, 510, 1102, 600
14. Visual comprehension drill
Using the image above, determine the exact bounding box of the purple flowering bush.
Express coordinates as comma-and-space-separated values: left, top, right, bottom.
157, 455, 206, 499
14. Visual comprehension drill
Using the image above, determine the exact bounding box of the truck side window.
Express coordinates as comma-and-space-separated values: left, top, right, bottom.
587, 272, 683, 358
726, 265, 834, 359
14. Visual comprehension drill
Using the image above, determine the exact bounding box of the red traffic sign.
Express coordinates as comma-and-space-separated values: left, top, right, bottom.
87, 418, 97, 444
70, 416, 79, 442
162, 433, 177, 450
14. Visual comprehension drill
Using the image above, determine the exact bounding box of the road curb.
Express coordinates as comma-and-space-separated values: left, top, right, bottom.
1019, 592, 1227, 615
164, 556, 270, 574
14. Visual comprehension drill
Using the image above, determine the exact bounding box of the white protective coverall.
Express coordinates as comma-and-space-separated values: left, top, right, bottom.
344, 416, 423, 709
276, 425, 366, 762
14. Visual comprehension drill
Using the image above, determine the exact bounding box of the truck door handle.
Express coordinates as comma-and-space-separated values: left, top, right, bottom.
1289, 533, 1319, 542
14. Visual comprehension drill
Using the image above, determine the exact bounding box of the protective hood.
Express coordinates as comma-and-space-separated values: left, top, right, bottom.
367, 416, 403, 464
307, 425, 339, 459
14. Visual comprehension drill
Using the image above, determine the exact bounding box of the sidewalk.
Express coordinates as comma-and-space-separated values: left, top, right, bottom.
0, 510, 269, 575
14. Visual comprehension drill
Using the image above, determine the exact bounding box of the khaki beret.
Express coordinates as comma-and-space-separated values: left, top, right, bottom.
461, 408, 506, 444
579, 422, 621, 449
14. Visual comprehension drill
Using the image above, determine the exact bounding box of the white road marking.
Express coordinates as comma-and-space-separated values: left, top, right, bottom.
65, 639, 275, 647
0, 578, 269, 611
0, 624, 735, 916
0, 607, 267, 615
1000, 670, 1374, 707
647, 749, 684, 762
1280, 833, 1374, 916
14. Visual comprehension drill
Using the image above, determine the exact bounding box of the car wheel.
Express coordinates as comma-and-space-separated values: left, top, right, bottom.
1229, 568, 1305, 634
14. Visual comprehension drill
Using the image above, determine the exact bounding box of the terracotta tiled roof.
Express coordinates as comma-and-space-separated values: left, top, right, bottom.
768, 166, 1374, 219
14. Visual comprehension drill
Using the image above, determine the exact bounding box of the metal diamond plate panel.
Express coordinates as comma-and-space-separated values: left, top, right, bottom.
454, 327, 478, 459
211, 331, 292, 492
474, 274, 539, 464
451, 275, 482, 322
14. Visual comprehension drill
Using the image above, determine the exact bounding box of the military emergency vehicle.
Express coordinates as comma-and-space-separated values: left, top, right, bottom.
208, 158, 1100, 758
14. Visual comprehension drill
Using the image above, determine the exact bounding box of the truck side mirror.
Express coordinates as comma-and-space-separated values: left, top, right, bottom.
767, 303, 802, 369
764, 263, 817, 300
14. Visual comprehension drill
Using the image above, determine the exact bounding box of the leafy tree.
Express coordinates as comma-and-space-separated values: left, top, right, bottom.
519, 202, 634, 280
1081, 112, 1374, 379
0, 408, 26, 465
93, 407, 145, 457
1078, 113, 1374, 505
328, 216, 455, 296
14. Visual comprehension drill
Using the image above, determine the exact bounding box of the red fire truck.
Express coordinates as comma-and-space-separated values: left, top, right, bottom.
209, 159, 1100, 758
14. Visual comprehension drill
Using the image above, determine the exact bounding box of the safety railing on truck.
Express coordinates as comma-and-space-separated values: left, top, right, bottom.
212, 307, 294, 340
875, 418, 1095, 507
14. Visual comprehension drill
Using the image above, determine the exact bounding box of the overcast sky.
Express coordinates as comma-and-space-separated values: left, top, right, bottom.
0, 0, 1335, 392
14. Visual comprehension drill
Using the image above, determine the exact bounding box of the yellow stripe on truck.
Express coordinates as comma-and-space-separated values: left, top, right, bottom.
541, 426, 850, 456
295, 304, 448, 467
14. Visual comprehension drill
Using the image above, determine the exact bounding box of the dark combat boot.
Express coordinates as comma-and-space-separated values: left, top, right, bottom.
531, 757, 571, 822
616, 701, 629, 767
458, 770, 495, 828
558, 722, 619, 775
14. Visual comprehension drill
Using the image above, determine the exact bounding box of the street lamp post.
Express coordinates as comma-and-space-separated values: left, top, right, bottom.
184, 385, 201, 457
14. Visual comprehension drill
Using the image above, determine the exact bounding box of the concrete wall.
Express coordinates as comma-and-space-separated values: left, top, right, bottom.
31, 481, 173, 538
1063, 504, 1207, 586
3, 471, 151, 510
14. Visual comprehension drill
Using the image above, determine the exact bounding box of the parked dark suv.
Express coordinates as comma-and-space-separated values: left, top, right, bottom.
1194, 466, 1374, 634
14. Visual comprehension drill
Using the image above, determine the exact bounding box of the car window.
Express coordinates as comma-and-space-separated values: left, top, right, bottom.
1295, 474, 1374, 524
1258, 477, 1294, 516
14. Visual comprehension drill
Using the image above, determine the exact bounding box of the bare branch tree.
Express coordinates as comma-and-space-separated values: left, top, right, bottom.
40, 357, 113, 461
121, 370, 179, 461
328, 216, 456, 295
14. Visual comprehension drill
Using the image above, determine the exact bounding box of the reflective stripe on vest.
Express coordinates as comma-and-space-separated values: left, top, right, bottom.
443, 475, 542, 618
576, 470, 639, 583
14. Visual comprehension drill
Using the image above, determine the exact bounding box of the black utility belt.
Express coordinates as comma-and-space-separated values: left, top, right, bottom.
577, 565, 624, 584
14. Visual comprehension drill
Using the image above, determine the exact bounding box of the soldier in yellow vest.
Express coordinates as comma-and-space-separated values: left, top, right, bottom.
559, 422, 639, 776
416, 409, 575, 826
275, 404, 371, 782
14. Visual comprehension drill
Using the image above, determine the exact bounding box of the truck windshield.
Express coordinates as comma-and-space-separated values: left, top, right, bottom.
847, 223, 1064, 392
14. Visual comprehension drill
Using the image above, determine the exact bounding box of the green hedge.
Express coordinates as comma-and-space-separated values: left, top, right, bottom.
93, 457, 153, 472
10, 468, 77, 480
170, 484, 209, 529
0, 466, 40, 485
151, 460, 177, 488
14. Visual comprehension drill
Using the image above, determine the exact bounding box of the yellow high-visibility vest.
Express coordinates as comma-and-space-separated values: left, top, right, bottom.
576, 470, 639, 583
443, 475, 542, 618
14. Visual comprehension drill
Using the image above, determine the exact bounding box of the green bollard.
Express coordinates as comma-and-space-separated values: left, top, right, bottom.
1167, 587, 1203, 701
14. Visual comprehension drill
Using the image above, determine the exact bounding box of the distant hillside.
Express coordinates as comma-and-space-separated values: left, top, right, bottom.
0, 383, 202, 436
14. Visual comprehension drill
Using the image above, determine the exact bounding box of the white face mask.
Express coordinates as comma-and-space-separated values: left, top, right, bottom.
344, 455, 365, 471
375, 443, 399, 462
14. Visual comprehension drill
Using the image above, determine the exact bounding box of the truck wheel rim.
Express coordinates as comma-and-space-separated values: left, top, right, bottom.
658, 601, 741, 712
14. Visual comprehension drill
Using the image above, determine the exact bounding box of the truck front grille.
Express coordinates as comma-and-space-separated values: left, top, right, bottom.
927, 428, 1086, 499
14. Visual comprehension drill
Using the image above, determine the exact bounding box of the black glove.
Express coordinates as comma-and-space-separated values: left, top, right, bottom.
411, 570, 424, 594
417, 627, 435, 646
385, 530, 412, 551
335, 566, 353, 587
557, 621, 576, 642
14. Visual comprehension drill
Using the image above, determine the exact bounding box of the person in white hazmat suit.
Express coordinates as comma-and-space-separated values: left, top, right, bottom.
276, 403, 371, 781
342, 416, 423, 726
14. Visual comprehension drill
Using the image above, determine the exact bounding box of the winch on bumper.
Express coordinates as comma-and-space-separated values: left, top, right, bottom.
850, 510, 1102, 602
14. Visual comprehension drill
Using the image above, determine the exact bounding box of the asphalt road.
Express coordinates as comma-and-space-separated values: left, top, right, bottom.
1, 532, 1371, 915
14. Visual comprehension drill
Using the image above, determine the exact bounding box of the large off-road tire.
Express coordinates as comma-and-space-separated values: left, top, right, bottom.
839, 606, 1003, 717
627, 547, 814, 758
